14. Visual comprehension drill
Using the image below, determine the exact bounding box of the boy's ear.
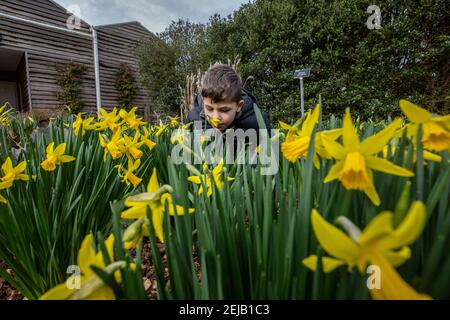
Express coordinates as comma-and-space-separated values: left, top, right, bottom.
237, 100, 245, 113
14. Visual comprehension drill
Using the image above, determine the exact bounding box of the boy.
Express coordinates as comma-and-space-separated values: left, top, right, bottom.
186, 64, 271, 132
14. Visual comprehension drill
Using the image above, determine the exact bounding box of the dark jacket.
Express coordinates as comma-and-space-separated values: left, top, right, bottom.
186, 89, 272, 132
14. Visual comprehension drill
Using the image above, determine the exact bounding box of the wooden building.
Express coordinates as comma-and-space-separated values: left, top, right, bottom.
0, 0, 155, 117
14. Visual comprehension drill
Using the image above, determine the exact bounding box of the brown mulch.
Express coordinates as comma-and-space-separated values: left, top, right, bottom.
0, 261, 24, 300
141, 239, 201, 300
1, 239, 200, 300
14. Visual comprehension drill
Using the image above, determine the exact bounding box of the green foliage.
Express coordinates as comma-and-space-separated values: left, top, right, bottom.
136, 0, 449, 122
135, 36, 179, 116
115, 64, 137, 110
56, 63, 86, 114
0, 115, 131, 299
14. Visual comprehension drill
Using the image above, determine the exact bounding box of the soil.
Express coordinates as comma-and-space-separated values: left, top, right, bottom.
0, 261, 24, 300
0, 239, 200, 300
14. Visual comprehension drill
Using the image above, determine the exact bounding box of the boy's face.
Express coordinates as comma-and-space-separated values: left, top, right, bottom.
203, 97, 245, 131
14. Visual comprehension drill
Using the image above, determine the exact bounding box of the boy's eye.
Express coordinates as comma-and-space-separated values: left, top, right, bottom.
220, 109, 231, 113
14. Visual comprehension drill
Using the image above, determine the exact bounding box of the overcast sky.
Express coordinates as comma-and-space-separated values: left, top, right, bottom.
54, 0, 248, 34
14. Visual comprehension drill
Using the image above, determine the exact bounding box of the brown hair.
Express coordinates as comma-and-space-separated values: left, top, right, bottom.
202, 64, 242, 103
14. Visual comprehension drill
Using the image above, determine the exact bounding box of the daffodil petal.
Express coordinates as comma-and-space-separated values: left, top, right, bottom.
369, 253, 431, 300
311, 209, 360, 264
358, 212, 394, 246
281, 136, 310, 163
78, 235, 96, 277
147, 168, 159, 193
423, 150, 442, 162
321, 136, 347, 160
151, 207, 165, 243
360, 119, 402, 155
366, 156, 414, 177
381, 202, 426, 250
85, 285, 116, 300
343, 108, 360, 150
399, 100, 431, 124
39, 276, 81, 300
188, 176, 202, 184
363, 181, 381, 206
324, 161, 344, 183
279, 121, 294, 131
15, 161, 27, 173
121, 204, 147, 219
104, 234, 115, 263
46, 142, 55, 155
1, 158, 13, 172
303, 255, 346, 273
301, 104, 320, 136
58, 156, 76, 164
384, 247, 411, 267
54, 143, 67, 156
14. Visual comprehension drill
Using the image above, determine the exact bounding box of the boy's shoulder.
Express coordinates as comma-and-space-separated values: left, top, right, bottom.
231, 90, 271, 131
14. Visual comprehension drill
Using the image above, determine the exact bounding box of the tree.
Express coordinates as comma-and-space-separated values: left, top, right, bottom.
136, 0, 449, 121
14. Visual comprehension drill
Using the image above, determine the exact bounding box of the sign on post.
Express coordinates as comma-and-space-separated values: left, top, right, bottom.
294, 68, 311, 116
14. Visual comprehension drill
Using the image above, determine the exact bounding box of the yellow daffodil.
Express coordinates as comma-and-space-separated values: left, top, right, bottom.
121, 133, 144, 161
117, 158, 142, 188
322, 108, 414, 206
279, 120, 295, 131
119, 107, 146, 130
187, 160, 235, 197
208, 116, 221, 128
400, 100, 450, 152
141, 127, 157, 150
96, 108, 122, 132
0, 157, 32, 189
73, 113, 96, 136
41, 143, 76, 172
154, 122, 168, 137
169, 116, 180, 127
171, 129, 189, 145
303, 202, 431, 300
40, 234, 122, 300
121, 168, 194, 243
0, 103, 12, 126
99, 130, 124, 161
281, 105, 342, 169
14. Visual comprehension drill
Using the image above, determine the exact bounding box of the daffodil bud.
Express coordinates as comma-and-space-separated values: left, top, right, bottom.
123, 219, 145, 242
186, 164, 202, 177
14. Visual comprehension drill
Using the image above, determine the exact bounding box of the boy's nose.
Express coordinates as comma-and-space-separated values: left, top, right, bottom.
212, 113, 222, 120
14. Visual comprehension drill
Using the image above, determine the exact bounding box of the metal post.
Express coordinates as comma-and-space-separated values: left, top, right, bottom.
92, 27, 102, 114
294, 69, 311, 117
300, 77, 305, 117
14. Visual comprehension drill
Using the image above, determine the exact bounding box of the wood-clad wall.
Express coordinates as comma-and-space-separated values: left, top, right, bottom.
0, 0, 96, 113
0, 0, 155, 117
0, 0, 91, 33
17, 54, 29, 111
96, 22, 153, 114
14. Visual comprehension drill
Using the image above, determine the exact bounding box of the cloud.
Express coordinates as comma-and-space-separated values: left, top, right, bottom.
54, 0, 247, 33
